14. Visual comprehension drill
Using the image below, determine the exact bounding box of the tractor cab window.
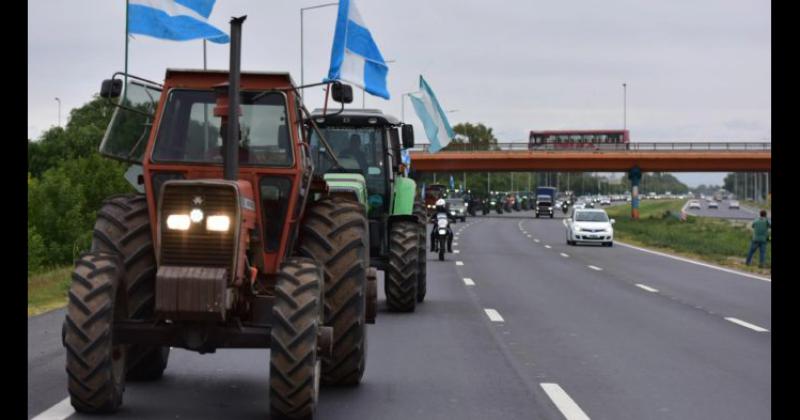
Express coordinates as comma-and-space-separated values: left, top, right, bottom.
152, 90, 293, 167
99, 79, 161, 162
309, 127, 388, 216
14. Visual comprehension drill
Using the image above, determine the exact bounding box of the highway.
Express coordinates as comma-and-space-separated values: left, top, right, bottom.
29, 213, 770, 420
683, 199, 765, 220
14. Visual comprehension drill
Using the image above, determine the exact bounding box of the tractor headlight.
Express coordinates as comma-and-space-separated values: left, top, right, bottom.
189, 208, 204, 223
206, 215, 231, 232
166, 214, 191, 231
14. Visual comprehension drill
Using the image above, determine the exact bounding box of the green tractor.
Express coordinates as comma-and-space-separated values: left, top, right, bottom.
307, 108, 427, 312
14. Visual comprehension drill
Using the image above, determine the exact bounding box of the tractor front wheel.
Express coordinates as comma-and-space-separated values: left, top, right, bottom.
385, 221, 419, 312
65, 252, 127, 413
270, 258, 324, 420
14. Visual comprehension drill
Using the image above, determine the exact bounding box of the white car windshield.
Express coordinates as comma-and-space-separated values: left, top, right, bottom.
575, 211, 609, 222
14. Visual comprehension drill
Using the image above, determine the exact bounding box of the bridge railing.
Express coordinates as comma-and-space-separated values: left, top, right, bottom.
409, 142, 771, 153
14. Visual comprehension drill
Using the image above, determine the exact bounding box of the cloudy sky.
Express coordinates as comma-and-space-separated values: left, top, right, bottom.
28, 0, 770, 187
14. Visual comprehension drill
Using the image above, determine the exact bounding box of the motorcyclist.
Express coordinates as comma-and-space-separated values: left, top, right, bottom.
430, 198, 454, 253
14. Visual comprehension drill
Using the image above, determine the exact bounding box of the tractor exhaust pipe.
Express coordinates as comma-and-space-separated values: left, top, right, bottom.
224, 15, 246, 181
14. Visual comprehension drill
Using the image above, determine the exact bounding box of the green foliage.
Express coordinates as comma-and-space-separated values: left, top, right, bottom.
28, 226, 47, 275
447, 122, 499, 151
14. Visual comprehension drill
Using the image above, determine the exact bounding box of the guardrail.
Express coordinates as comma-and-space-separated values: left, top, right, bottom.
409, 142, 772, 153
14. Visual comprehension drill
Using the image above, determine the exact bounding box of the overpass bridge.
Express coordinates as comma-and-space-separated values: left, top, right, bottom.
407, 141, 771, 219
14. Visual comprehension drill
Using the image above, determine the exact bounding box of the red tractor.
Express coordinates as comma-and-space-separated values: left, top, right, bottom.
62, 17, 372, 419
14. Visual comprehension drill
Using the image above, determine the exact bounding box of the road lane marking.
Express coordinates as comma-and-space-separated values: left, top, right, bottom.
615, 241, 771, 283
32, 397, 74, 420
463, 277, 475, 286
588, 265, 603, 271
635, 284, 659, 293
453, 242, 459, 246
454, 250, 460, 254
724, 317, 769, 332
456, 261, 464, 266
560, 253, 569, 258
534, 239, 540, 243
544, 245, 552, 249
527, 234, 532, 238
484, 308, 505, 322
540, 383, 591, 420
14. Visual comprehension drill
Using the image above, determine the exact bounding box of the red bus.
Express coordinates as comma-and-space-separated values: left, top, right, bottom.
528, 130, 630, 150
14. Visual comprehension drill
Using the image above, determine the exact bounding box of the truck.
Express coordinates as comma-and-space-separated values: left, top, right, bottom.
534, 186, 557, 218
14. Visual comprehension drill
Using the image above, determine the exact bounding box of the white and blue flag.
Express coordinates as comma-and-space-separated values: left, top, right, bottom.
325, 0, 390, 99
400, 149, 411, 176
409, 76, 454, 153
128, 0, 229, 44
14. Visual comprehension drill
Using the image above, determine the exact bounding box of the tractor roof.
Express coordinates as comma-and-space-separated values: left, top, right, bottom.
310, 108, 401, 126
163, 69, 296, 89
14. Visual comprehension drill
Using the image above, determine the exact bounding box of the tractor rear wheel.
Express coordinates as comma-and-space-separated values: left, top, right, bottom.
413, 198, 427, 303
385, 221, 419, 312
270, 258, 323, 420
91, 194, 168, 381
65, 252, 127, 413
298, 196, 368, 386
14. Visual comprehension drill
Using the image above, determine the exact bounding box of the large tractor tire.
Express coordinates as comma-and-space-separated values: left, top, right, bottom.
385, 221, 420, 312
270, 258, 324, 420
298, 196, 368, 386
413, 198, 427, 303
91, 194, 168, 381
65, 252, 127, 413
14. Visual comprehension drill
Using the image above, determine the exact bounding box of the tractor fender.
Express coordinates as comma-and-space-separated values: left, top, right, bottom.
391, 177, 417, 216
323, 173, 368, 206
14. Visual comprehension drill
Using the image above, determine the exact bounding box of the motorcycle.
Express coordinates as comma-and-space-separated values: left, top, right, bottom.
431, 213, 453, 261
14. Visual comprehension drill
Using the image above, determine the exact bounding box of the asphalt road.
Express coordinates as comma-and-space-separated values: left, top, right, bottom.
29, 213, 770, 419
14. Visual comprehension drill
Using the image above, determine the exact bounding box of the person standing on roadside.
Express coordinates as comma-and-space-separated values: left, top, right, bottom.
746, 210, 771, 268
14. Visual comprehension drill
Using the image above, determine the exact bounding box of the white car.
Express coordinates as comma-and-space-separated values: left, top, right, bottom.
573, 202, 586, 210
707, 200, 719, 209
688, 200, 701, 210
728, 200, 740, 209
565, 209, 615, 247
600, 197, 611, 206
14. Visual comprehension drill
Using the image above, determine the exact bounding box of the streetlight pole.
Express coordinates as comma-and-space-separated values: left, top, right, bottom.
623, 83, 627, 130
400, 90, 419, 122
54, 97, 61, 127
300, 2, 339, 97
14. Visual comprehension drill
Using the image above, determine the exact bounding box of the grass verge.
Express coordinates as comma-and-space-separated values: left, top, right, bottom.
606, 200, 770, 276
28, 266, 72, 316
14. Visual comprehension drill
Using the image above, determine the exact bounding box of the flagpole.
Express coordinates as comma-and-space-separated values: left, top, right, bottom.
203, 39, 207, 70
124, 0, 129, 102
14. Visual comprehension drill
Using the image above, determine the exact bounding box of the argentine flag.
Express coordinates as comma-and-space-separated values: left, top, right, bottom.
128, 0, 229, 44
409, 76, 454, 153
325, 0, 390, 99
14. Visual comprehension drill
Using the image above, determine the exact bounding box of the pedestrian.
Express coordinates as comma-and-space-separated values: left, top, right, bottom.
745, 210, 771, 268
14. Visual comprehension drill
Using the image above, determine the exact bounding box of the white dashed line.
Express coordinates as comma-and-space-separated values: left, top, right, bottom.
540, 383, 591, 420
526, 234, 532, 238
463, 277, 475, 286
453, 242, 459, 246
635, 284, 659, 293
31, 397, 74, 420
544, 245, 552, 249
534, 239, 540, 243
456, 261, 464, 266
560, 253, 569, 258
484, 308, 505, 322
724, 317, 769, 332
454, 250, 460, 254
588, 265, 603, 271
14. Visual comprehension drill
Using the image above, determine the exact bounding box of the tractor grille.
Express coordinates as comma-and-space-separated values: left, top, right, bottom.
159, 183, 238, 269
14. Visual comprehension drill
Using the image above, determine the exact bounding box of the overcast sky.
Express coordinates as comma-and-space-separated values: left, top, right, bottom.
28, 0, 770, 187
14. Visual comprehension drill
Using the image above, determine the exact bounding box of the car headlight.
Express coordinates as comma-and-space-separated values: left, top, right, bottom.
189, 208, 204, 223
166, 214, 191, 231
206, 215, 231, 232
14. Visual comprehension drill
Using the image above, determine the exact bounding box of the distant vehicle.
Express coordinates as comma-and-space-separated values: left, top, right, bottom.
425, 184, 447, 214
708, 200, 719, 209
534, 186, 557, 218
565, 209, 615, 247
446, 198, 467, 222
600, 197, 611, 206
728, 200, 740, 209
688, 200, 702, 210
585, 201, 596, 208
529, 129, 630, 150
574, 202, 586, 210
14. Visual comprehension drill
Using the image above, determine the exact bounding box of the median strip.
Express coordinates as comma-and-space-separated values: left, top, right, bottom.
463, 277, 475, 286
540, 383, 590, 420
724, 317, 769, 332
484, 308, 505, 322
635, 283, 659, 293
32, 397, 74, 420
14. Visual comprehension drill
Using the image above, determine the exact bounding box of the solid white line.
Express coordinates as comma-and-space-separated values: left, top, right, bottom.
544, 245, 552, 249
560, 253, 569, 258
463, 277, 475, 286
456, 261, 464, 266
454, 250, 460, 254
635, 283, 659, 293
588, 265, 603, 271
31, 397, 74, 420
540, 383, 591, 420
724, 317, 769, 332
484, 308, 505, 322
615, 240, 771, 283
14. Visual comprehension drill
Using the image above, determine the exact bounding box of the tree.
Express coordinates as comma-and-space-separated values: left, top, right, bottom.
448, 122, 499, 151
